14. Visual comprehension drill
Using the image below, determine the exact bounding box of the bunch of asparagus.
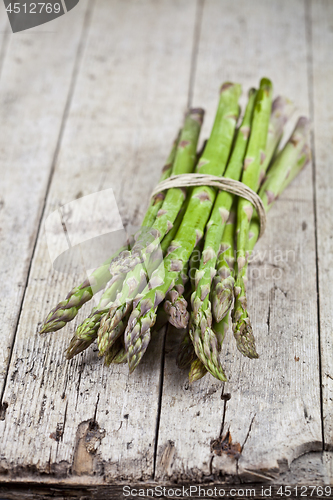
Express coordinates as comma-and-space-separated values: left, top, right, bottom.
40, 78, 311, 383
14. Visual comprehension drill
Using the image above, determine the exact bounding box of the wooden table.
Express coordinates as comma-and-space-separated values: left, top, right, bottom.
0, 0, 332, 497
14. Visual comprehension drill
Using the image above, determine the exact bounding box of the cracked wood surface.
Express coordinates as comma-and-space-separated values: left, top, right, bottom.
0, 455, 332, 499
310, 0, 333, 452
0, 0, 332, 490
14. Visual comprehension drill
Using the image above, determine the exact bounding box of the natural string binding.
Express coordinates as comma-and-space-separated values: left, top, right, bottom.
151, 173, 267, 238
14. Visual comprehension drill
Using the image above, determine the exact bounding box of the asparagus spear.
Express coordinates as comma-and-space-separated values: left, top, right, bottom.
108, 109, 204, 282
189, 88, 257, 363
211, 93, 292, 322
164, 263, 189, 329
159, 191, 192, 255
209, 202, 237, 380
230, 79, 273, 359
190, 201, 236, 383
233, 117, 311, 358
105, 301, 170, 366
104, 335, 126, 365
99, 316, 128, 357
65, 277, 124, 359
177, 299, 209, 383
211, 202, 237, 322
39, 130, 181, 335
258, 96, 294, 183
97, 110, 204, 348
39, 245, 128, 335
187, 314, 231, 382
125, 82, 242, 375
176, 327, 196, 369
188, 212, 235, 383
212, 312, 230, 348
66, 199, 185, 359
97, 265, 147, 355
189, 358, 208, 383
176, 243, 202, 370
189, 81, 274, 379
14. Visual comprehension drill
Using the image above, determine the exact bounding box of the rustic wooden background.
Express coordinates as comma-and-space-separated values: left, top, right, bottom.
0, 0, 332, 496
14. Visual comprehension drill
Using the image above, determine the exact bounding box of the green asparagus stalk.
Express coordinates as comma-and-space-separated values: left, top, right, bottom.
65, 206, 180, 360
159, 191, 192, 255
159, 144, 202, 256
65, 277, 124, 359
176, 327, 196, 369
211, 203, 237, 322
104, 335, 126, 366
97, 110, 204, 350
210, 202, 237, 374
97, 309, 129, 356
190, 88, 257, 362
108, 109, 204, 282
233, 117, 311, 358
39, 129, 181, 335
230, 79, 273, 359
188, 223, 235, 383
164, 263, 189, 329
191, 209, 236, 383
212, 312, 230, 348
109, 347, 127, 365
39, 244, 129, 335
188, 240, 202, 289
258, 96, 294, 183
104, 300, 170, 366
97, 265, 147, 355
211, 93, 292, 323
189, 358, 208, 383
175, 243, 202, 370
125, 82, 242, 375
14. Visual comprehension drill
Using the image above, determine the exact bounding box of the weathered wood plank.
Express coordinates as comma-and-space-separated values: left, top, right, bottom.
0, 454, 332, 498
156, 0, 322, 483
0, 461, 332, 500
0, 5, 10, 76
309, 0, 333, 450
0, 0, 197, 481
0, 1, 90, 394
280, 451, 332, 485
323, 452, 333, 485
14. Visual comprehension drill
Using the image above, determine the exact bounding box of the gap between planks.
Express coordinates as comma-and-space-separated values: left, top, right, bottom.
304, 0, 325, 451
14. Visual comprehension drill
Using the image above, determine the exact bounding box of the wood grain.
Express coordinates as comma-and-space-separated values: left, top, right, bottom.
0, 0, 332, 488
155, 0, 322, 483
309, 0, 333, 451
0, 453, 332, 498
0, 0, 197, 481
0, 0, 90, 393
